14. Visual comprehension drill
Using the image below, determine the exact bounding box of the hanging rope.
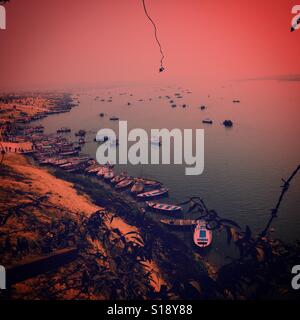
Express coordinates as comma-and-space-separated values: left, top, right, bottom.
141, 0, 165, 72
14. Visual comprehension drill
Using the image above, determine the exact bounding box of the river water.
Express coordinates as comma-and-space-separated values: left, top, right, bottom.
36, 80, 300, 265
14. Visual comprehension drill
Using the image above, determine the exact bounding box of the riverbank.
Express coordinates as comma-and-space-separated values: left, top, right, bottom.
0, 92, 218, 299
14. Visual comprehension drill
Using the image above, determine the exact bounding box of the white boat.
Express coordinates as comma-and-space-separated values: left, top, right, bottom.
193, 220, 212, 248
146, 201, 182, 213
136, 188, 168, 199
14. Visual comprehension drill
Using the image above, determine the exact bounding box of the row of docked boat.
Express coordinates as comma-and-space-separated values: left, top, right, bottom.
83, 163, 169, 199
28, 130, 212, 248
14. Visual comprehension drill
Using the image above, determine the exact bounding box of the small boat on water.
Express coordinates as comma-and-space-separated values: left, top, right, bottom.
137, 188, 168, 199
202, 119, 213, 124
60, 150, 79, 156
111, 174, 127, 184
109, 116, 119, 121
146, 201, 182, 213
233, 99, 240, 103
57, 127, 71, 133
160, 219, 197, 226
115, 177, 134, 189
141, 179, 161, 188
97, 167, 108, 177
193, 220, 212, 248
87, 164, 103, 173
200, 105, 206, 110
131, 180, 144, 194
75, 129, 86, 136
223, 120, 233, 127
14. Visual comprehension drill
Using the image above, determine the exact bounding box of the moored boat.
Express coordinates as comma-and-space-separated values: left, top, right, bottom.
140, 178, 161, 188
111, 174, 127, 185
115, 177, 134, 189
146, 201, 182, 213
131, 180, 144, 194
193, 220, 212, 248
57, 127, 71, 133
136, 188, 168, 199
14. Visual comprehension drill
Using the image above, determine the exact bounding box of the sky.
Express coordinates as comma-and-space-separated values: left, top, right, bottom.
0, 0, 300, 91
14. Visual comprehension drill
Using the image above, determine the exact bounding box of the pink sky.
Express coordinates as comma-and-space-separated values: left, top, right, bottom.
0, 0, 299, 90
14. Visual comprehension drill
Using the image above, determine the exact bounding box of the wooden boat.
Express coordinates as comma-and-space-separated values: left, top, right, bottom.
86, 164, 103, 173
140, 179, 161, 188
115, 177, 134, 189
109, 116, 119, 121
146, 201, 182, 213
131, 180, 144, 194
160, 219, 197, 226
202, 119, 213, 124
97, 167, 107, 177
75, 129, 86, 136
200, 105, 206, 110
57, 127, 71, 133
60, 150, 79, 156
193, 220, 212, 248
136, 188, 168, 199
232, 99, 240, 103
111, 175, 126, 185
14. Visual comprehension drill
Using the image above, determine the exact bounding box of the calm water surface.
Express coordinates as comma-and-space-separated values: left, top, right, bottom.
36, 80, 300, 265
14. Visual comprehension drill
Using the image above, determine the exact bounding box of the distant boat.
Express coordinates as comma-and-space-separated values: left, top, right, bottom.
60, 150, 79, 156
200, 105, 206, 110
146, 201, 182, 213
115, 177, 134, 189
109, 116, 119, 121
223, 120, 233, 127
75, 129, 86, 136
202, 119, 213, 124
57, 127, 71, 133
233, 99, 240, 103
99, 113, 104, 117
137, 188, 168, 199
182, 104, 187, 108
193, 220, 212, 248
131, 180, 144, 194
